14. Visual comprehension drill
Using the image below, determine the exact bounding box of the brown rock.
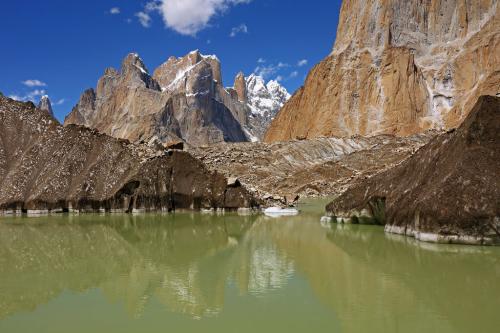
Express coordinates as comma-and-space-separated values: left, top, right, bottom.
189, 132, 433, 202
233, 72, 247, 103
0, 96, 259, 213
326, 96, 500, 245
65, 51, 251, 146
164, 141, 184, 151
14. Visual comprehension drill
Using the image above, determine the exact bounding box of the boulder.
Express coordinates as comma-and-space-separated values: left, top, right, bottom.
326, 96, 500, 245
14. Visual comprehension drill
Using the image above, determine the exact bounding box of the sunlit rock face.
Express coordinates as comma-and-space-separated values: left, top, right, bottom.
265, 0, 499, 142
65, 51, 248, 146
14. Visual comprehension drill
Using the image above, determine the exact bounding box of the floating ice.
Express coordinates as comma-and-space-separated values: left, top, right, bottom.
264, 207, 299, 217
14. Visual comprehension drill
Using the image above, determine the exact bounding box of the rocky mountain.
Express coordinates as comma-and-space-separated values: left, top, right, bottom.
65, 50, 289, 146
0, 95, 258, 213
37, 95, 54, 117
326, 96, 500, 245
265, 0, 499, 142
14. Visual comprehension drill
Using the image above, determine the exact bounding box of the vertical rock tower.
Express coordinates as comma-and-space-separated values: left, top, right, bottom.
265, 0, 499, 142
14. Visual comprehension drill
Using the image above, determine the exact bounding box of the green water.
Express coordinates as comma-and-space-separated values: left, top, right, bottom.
0, 200, 499, 333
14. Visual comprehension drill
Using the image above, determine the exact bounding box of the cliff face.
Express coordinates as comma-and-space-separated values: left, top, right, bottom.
265, 0, 499, 142
0, 96, 258, 213
326, 96, 500, 245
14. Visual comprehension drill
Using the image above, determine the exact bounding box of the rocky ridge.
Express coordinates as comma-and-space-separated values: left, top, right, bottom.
65, 50, 289, 146
326, 96, 500, 245
265, 0, 499, 142
0, 96, 258, 213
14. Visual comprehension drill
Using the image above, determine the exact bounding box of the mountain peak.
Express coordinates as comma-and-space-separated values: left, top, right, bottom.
154, 50, 223, 90
38, 95, 54, 117
122, 52, 149, 75
245, 74, 290, 118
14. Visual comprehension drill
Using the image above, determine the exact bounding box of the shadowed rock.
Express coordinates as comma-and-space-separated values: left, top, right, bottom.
0, 96, 259, 213
327, 96, 500, 245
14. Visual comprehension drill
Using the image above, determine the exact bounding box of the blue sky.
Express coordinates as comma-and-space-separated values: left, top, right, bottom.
0, 0, 342, 121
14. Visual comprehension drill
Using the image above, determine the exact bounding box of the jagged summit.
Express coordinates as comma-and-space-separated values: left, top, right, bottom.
65, 50, 289, 146
245, 74, 290, 118
153, 49, 223, 92
37, 95, 54, 117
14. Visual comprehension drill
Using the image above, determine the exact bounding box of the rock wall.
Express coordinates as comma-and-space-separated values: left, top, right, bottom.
265, 0, 499, 142
0, 96, 258, 213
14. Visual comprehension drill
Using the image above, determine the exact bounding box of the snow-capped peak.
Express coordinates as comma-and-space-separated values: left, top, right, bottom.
245, 74, 290, 117
189, 49, 220, 62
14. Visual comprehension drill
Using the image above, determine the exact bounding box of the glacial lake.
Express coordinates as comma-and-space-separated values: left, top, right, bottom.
0, 199, 499, 333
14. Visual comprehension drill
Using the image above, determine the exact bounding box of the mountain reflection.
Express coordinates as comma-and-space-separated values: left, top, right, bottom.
0, 213, 294, 319
0, 213, 499, 333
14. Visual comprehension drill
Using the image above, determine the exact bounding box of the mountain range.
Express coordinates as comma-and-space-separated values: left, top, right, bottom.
64, 50, 289, 146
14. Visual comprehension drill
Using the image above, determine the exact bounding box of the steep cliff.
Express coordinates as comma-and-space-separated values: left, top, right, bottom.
0, 96, 258, 213
326, 96, 500, 245
265, 0, 499, 142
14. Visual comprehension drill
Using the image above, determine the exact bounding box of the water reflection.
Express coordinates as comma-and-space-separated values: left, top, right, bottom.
0, 211, 499, 332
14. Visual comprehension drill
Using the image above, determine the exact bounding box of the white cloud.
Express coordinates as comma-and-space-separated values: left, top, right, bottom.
9, 89, 46, 102
254, 64, 279, 79
135, 11, 152, 28
230, 23, 248, 37
22, 79, 47, 87
8, 94, 23, 101
143, 0, 252, 36
54, 98, 66, 105
110, 7, 121, 15
297, 59, 308, 67
254, 60, 297, 81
